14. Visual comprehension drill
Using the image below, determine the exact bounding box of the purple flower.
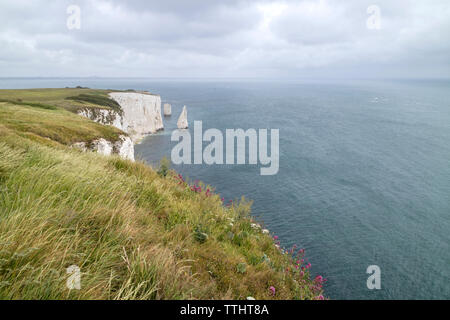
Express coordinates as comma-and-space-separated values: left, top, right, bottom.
269, 286, 276, 296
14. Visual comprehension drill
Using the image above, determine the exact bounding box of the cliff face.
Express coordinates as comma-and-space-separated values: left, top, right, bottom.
109, 92, 164, 142
76, 92, 164, 161
77, 92, 164, 143
72, 135, 135, 161
77, 108, 128, 131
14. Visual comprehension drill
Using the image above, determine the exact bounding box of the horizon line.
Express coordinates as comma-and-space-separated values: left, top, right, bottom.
0, 76, 449, 81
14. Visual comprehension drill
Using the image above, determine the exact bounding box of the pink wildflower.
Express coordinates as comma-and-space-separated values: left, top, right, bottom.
315, 275, 324, 283
269, 286, 276, 296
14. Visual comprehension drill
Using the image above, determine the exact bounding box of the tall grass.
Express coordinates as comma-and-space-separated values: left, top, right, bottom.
0, 102, 123, 145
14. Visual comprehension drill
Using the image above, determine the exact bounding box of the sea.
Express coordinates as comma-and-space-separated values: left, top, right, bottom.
1, 77, 449, 300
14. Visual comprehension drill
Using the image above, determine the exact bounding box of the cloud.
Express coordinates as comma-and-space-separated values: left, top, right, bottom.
0, 0, 449, 78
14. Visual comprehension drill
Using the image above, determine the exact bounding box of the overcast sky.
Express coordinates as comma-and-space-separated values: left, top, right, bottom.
1, 0, 449, 79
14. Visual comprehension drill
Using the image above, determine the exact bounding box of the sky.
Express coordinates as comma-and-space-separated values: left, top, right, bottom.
0, 0, 449, 79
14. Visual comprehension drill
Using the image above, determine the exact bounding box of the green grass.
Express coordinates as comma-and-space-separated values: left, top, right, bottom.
65, 94, 123, 114
0, 88, 119, 113
0, 89, 324, 300
0, 88, 157, 114
0, 99, 57, 110
0, 102, 123, 145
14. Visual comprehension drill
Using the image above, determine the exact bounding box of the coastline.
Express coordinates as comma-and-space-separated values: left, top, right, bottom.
0, 86, 326, 300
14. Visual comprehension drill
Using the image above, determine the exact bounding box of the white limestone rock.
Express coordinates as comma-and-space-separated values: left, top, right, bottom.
109, 92, 164, 142
71, 135, 135, 161
77, 108, 128, 132
93, 138, 113, 156
78, 92, 164, 143
114, 135, 135, 161
177, 105, 189, 129
75, 91, 170, 161
77, 92, 168, 144
163, 103, 172, 116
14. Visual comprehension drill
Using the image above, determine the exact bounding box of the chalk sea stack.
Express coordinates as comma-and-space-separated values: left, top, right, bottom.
177, 105, 188, 129
163, 103, 172, 116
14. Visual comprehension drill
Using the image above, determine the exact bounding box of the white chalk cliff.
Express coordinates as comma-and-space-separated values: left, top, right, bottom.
177, 106, 189, 129
77, 92, 165, 161
72, 135, 135, 161
109, 92, 164, 142
77, 108, 128, 132
78, 92, 164, 143
163, 103, 172, 116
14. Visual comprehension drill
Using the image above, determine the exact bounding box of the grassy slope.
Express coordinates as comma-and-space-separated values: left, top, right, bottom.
0, 102, 123, 145
0, 89, 324, 300
0, 88, 127, 145
0, 88, 156, 114
0, 88, 108, 112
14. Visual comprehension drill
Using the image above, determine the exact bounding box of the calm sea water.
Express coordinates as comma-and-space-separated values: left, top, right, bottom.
1, 78, 449, 300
